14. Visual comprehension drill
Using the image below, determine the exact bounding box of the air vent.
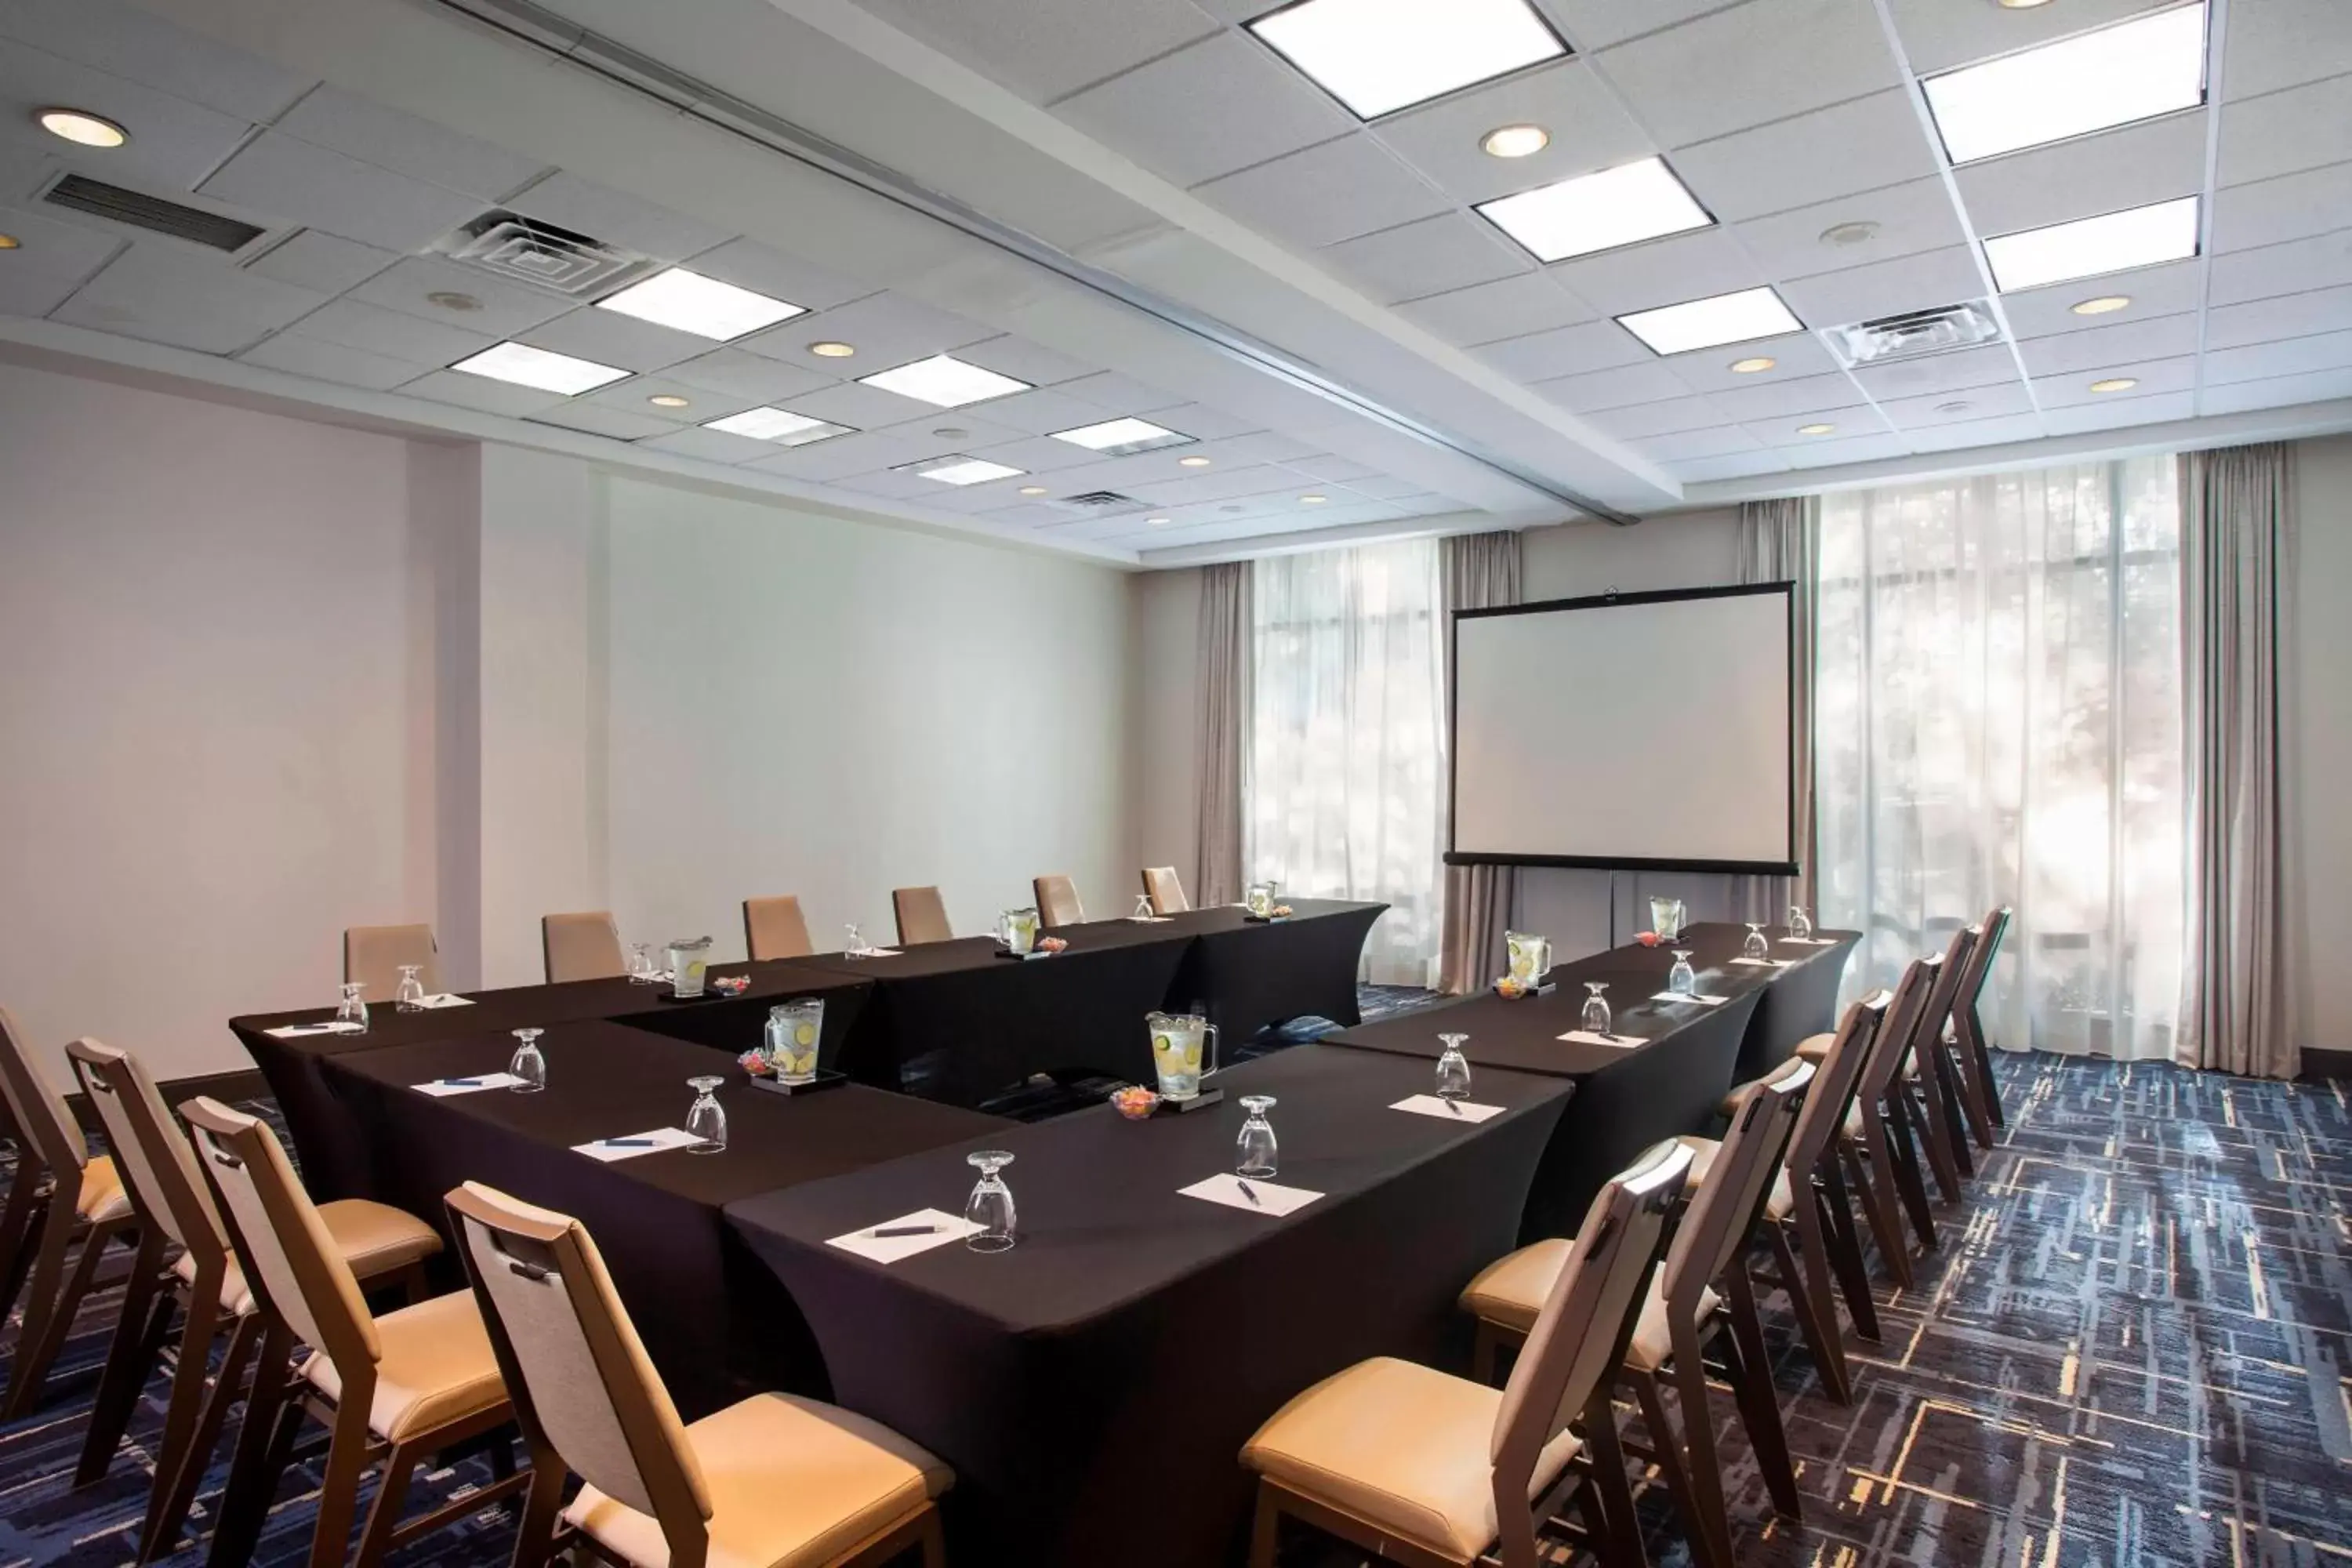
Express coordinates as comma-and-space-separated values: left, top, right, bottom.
42, 174, 265, 252
435, 210, 652, 296
1824, 301, 2003, 368
1056, 491, 1142, 510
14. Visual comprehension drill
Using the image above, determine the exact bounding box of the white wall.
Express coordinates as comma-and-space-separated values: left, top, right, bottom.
2287, 435, 2350, 1054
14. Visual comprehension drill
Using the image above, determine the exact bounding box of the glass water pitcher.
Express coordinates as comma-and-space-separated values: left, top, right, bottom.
1504, 931, 1552, 985
996, 906, 1040, 955
1649, 895, 1686, 942
764, 998, 826, 1083
1146, 1011, 1220, 1101
667, 936, 713, 998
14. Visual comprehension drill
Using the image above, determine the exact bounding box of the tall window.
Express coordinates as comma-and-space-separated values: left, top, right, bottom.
1247, 539, 1447, 986
1815, 458, 2183, 1058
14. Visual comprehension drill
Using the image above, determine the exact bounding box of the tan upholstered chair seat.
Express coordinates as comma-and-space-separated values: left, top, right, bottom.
302, 1290, 505, 1441
75, 1155, 132, 1222
562, 1392, 951, 1568
1240, 1356, 1581, 1563
1793, 1032, 1835, 1063
1461, 1240, 1718, 1374
176, 1200, 441, 1316
1675, 1134, 1794, 1223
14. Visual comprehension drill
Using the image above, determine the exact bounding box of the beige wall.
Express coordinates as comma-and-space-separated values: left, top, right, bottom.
2288, 435, 2350, 1053
1132, 566, 1204, 902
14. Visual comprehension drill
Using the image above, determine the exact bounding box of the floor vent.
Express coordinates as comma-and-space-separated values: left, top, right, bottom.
1825, 300, 2003, 367
436, 210, 652, 296
42, 174, 265, 252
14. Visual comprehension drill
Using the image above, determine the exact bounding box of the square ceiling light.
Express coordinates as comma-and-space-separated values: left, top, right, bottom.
1923, 2, 2208, 165
859, 354, 1032, 408
904, 455, 1025, 486
702, 406, 851, 445
1048, 417, 1195, 456
1477, 157, 1713, 263
1616, 287, 1803, 356
1248, 0, 1566, 120
1982, 197, 2200, 292
450, 341, 629, 395
595, 267, 804, 341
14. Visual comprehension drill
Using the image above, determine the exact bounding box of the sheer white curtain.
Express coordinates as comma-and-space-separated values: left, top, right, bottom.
1815, 457, 2183, 1059
1247, 538, 1447, 986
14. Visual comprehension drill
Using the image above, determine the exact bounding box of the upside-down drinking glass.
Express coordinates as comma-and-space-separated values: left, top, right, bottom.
1435, 1033, 1472, 1101
1744, 923, 1771, 961
685, 1076, 726, 1153
1788, 905, 1814, 941
395, 964, 426, 1012
1134, 894, 1156, 920
509, 1029, 546, 1093
964, 1152, 1017, 1253
1581, 982, 1612, 1036
1236, 1095, 1279, 1178
844, 924, 869, 958
1668, 950, 1697, 996
628, 943, 659, 984
335, 982, 368, 1034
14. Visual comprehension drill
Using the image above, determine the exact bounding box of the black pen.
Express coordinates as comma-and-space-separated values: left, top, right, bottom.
440, 1078, 482, 1088
873, 1224, 939, 1238
602, 1138, 655, 1149
1235, 1179, 1262, 1206
1443, 1098, 1462, 1116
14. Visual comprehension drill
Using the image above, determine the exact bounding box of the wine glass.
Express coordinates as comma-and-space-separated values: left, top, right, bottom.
964, 1152, 1017, 1253
1668, 950, 1697, 996
1581, 982, 1612, 1036
395, 964, 426, 1012
628, 943, 658, 984
1435, 1034, 1472, 1101
844, 923, 869, 959
1133, 894, 1156, 920
1788, 905, 1813, 941
509, 1029, 546, 1093
1744, 923, 1771, 961
684, 1076, 727, 1153
334, 982, 368, 1034
1236, 1095, 1279, 1178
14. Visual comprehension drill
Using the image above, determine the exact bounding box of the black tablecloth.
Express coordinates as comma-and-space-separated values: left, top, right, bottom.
725, 1044, 1572, 1567
314, 1020, 1002, 1417
1163, 900, 1386, 1042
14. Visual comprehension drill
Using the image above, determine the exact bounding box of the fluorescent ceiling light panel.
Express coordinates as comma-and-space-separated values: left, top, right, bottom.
913, 456, 1024, 486
1048, 417, 1193, 456
1982, 197, 2200, 292
1248, 0, 1566, 120
1922, 2, 2208, 164
1477, 157, 1712, 263
702, 407, 850, 445
858, 354, 1031, 407
1616, 287, 1802, 356
595, 267, 804, 341
450, 341, 628, 395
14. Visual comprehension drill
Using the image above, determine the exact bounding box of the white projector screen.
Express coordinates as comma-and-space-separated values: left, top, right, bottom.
1449, 584, 1798, 873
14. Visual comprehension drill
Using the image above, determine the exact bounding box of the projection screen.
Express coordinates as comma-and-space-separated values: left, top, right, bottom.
1447, 583, 1798, 874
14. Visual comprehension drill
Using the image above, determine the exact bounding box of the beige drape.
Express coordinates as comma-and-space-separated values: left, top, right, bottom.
2176, 444, 2292, 1079
1736, 496, 1818, 926
1437, 531, 1523, 994
1194, 561, 1252, 909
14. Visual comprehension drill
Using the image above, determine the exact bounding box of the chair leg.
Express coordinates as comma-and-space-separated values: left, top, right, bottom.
916, 1508, 946, 1568
350, 1439, 416, 1568
1580, 1388, 1647, 1568
1668, 1328, 1737, 1568
1880, 1104, 1941, 1253
1247, 1485, 1282, 1568
206, 1319, 297, 1568
0, 1172, 45, 1327
308, 1396, 378, 1568
1817, 1160, 1883, 1340
5, 1211, 119, 1418
1844, 1135, 1914, 1288
1630, 1370, 1718, 1568
1769, 1216, 1849, 1405
1964, 1009, 2007, 1132
506, 1442, 568, 1568
77, 1236, 173, 1483
1721, 1269, 1801, 1523
1912, 1049, 1972, 1195
1472, 1320, 1504, 1385
143, 1306, 252, 1563
1929, 1040, 1980, 1178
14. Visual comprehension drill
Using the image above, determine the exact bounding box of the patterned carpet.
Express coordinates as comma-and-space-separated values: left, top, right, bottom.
3, 1047, 2347, 1568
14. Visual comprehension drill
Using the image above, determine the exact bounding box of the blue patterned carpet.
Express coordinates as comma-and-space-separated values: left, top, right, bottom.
4, 1045, 2347, 1568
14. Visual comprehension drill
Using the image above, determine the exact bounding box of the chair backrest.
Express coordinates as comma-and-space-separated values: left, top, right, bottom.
1662, 1056, 1813, 1308
64, 1039, 227, 1265
742, 896, 813, 962
543, 912, 626, 983
1033, 875, 1083, 929
1142, 866, 1189, 916
1955, 906, 2012, 1033
447, 1183, 711, 1534
1783, 990, 1891, 1177
345, 924, 441, 1000
1489, 1139, 1692, 1563
180, 1097, 379, 1373
0, 1005, 90, 1178
891, 887, 953, 947
1909, 925, 1978, 1076
1853, 951, 1944, 1117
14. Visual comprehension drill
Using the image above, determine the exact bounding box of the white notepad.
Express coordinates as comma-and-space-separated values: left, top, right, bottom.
410, 993, 474, 1009
412, 1073, 525, 1097
1558, 1030, 1645, 1049
1126, 916, 1173, 924
1730, 956, 1796, 968
1391, 1094, 1504, 1123
572, 1127, 706, 1163
1781, 936, 1839, 946
1651, 992, 1732, 1007
265, 1021, 364, 1039
826, 1209, 982, 1264
1180, 1174, 1322, 1216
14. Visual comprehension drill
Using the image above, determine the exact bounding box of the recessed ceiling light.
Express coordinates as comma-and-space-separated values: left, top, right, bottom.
859, 354, 1031, 408
2072, 295, 2133, 316
1983, 197, 2199, 292
911, 456, 1025, 486
1819, 221, 1880, 249
426, 291, 481, 313
1998, 0, 2056, 9
1146, 516, 1172, 526
1476, 157, 1712, 263
1019, 485, 1050, 495
1617, 286, 1802, 356
1796, 423, 1837, 436
703, 406, 850, 445
596, 267, 803, 341
37, 109, 128, 147
1300, 494, 1328, 504
1048, 417, 1193, 456
1247, 0, 1566, 121
1923, 3, 2208, 165
809, 341, 857, 358
1179, 455, 1214, 467
0, 234, 18, 250
449, 342, 629, 396
648, 394, 691, 408
1481, 123, 1550, 158
1730, 356, 1777, 374
2088, 376, 2139, 394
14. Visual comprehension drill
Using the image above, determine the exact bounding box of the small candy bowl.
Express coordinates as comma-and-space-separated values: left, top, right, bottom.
737, 1049, 774, 1078
1038, 935, 1070, 954
1495, 976, 1528, 1000
1271, 905, 1294, 919
1109, 1084, 1160, 1120
710, 974, 750, 997
1635, 931, 1662, 948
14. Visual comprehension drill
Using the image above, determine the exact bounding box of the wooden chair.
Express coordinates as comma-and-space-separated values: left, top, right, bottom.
0, 1005, 137, 1420
180, 1098, 524, 1568
543, 912, 626, 983
742, 896, 815, 961
447, 1181, 950, 1568
1946, 906, 2013, 1146
1904, 925, 1982, 1200
343, 925, 441, 1002
1141, 866, 1189, 916
1243, 1140, 1693, 1568
63, 1040, 441, 1562
1817, 953, 1948, 1287
891, 887, 953, 947
1463, 1062, 1813, 1568
1033, 875, 1084, 929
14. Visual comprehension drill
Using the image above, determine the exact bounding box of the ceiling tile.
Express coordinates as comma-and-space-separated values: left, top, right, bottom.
2216, 73, 2352, 187
2210, 161, 2352, 253
526, 404, 682, 442
1731, 177, 1969, 284
236, 330, 426, 390
677, 236, 873, 314
1142, 402, 1262, 441
579, 376, 753, 423
1320, 211, 1531, 303
49, 243, 323, 353
517, 307, 710, 374
1998, 259, 2205, 339
1631, 425, 1763, 461
1955, 111, 2209, 238
1537, 0, 1741, 53
198, 132, 483, 253
1282, 454, 1380, 481
347, 256, 575, 339
1849, 343, 2020, 400
1532, 358, 1698, 411
746, 430, 949, 482
2204, 284, 2352, 350
1708, 369, 1869, 423
1884, 0, 2175, 76
0, 0, 310, 121
2221, 0, 2352, 101
275, 85, 546, 201
782, 378, 941, 430
244, 230, 396, 295
971, 386, 1131, 435
2031, 353, 2198, 406
2198, 365, 2352, 413
506, 172, 735, 263
1901, 411, 2048, 452
637, 425, 785, 464
1783, 430, 1910, 466
2207, 229, 2352, 306
397, 367, 566, 418
1777, 245, 1985, 328
1371, 58, 1653, 205
859, 0, 1221, 104
1058, 369, 1189, 412
2201, 328, 2352, 384
0, 200, 121, 282
287, 296, 497, 366
1662, 330, 1842, 390
1665, 448, 1795, 482
954, 335, 1098, 387
2037, 389, 2197, 433
1392, 270, 1594, 345
738, 290, 993, 373
1341, 474, 1430, 499
1476, 318, 1650, 379
975, 434, 1159, 474
1668, 91, 1940, 223
0, 44, 260, 192
1591, 0, 1902, 150
1054, 32, 1356, 186
1873, 377, 2036, 428
1544, 225, 1759, 315
1742, 401, 1886, 445
0, 263, 87, 318
872, 409, 1033, 450
659, 349, 839, 403
1195, 133, 1449, 250
2016, 313, 2200, 376
1584, 394, 1735, 439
